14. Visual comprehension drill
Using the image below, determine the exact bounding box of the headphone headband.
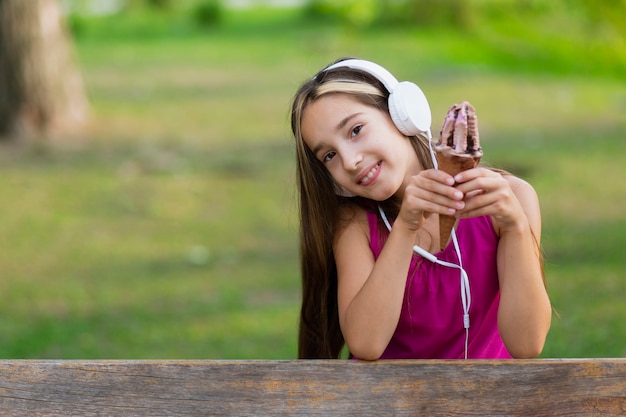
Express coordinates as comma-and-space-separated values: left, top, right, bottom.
323, 59, 400, 93
321, 59, 432, 136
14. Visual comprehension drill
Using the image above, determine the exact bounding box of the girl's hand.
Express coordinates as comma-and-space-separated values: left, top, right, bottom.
453, 168, 527, 234
396, 169, 465, 231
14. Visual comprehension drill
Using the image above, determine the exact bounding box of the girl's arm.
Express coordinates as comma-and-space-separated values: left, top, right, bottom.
456, 170, 552, 358
495, 175, 551, 357
335, 170, 462, 360
334, 208, 417, 360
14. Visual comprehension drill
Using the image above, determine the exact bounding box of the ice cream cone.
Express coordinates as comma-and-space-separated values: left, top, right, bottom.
435, 152, 481, 251
438, 213, 458, 251
435, 151, 480, 177
434, 101, 483, 251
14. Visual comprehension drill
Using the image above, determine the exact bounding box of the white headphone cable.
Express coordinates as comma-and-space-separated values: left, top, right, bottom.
426, 129, 439, 170
377, 204, 471, 359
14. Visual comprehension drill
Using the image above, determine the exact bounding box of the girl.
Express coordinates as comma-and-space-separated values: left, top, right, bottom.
290, 58, 551, 360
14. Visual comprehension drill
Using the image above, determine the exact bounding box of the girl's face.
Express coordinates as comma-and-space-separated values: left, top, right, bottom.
301, 93, 420, 201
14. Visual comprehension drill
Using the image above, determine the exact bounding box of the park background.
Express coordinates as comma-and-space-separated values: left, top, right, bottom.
0, 0, 624, 359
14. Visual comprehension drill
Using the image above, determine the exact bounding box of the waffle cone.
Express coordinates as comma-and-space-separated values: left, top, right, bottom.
435, 151, 481, 250
435, 151, 481, 176
438, 214, 458, 251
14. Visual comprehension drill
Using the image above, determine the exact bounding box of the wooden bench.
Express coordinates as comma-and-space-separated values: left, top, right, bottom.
1, 359, 625, 415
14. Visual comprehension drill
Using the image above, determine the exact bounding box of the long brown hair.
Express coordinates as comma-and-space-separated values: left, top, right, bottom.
290, 60, 433, 358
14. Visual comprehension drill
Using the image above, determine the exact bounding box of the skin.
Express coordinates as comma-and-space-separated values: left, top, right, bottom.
301, 94, 552, 360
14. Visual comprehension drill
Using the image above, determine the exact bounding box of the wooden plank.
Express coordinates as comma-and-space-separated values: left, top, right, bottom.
0, 359, 624, 416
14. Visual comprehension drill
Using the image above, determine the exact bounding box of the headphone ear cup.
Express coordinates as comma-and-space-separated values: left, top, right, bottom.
388, 81, 432, 136
388, 94, 415, 136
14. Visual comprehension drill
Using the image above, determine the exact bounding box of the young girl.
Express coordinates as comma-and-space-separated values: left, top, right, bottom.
290, 58, 551, 360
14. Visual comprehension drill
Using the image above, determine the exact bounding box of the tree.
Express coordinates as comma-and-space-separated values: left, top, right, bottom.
0, 0, 89, 142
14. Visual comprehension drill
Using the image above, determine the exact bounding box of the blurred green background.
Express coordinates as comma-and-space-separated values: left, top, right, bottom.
0, 0, 624, 359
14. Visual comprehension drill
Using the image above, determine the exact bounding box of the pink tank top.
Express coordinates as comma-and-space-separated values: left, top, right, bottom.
365, 211, 512, 359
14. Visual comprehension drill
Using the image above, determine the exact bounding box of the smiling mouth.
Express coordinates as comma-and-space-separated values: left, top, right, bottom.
358, 162, 381, 185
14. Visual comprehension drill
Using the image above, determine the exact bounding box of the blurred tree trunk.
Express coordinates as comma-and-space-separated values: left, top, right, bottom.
0, 0, 88, 142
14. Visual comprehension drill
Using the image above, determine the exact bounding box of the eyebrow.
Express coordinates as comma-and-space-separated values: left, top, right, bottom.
312, 112, 363, 157
337, 112, 362, 132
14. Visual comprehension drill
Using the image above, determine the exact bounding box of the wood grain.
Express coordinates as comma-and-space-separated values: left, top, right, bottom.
0, 359, 624, 416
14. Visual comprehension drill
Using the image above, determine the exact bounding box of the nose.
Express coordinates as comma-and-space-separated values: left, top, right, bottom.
340, 146, 363, 171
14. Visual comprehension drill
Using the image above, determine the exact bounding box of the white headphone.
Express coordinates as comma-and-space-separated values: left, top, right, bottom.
323, 59, 472, 358
323, 59, 432, 137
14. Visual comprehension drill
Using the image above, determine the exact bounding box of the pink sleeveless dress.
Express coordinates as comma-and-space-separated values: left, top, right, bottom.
364, 211, 512, 359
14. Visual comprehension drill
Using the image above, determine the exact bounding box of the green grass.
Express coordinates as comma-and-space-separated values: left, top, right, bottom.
0, 4, 624, 359
0, 142, 300, 358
